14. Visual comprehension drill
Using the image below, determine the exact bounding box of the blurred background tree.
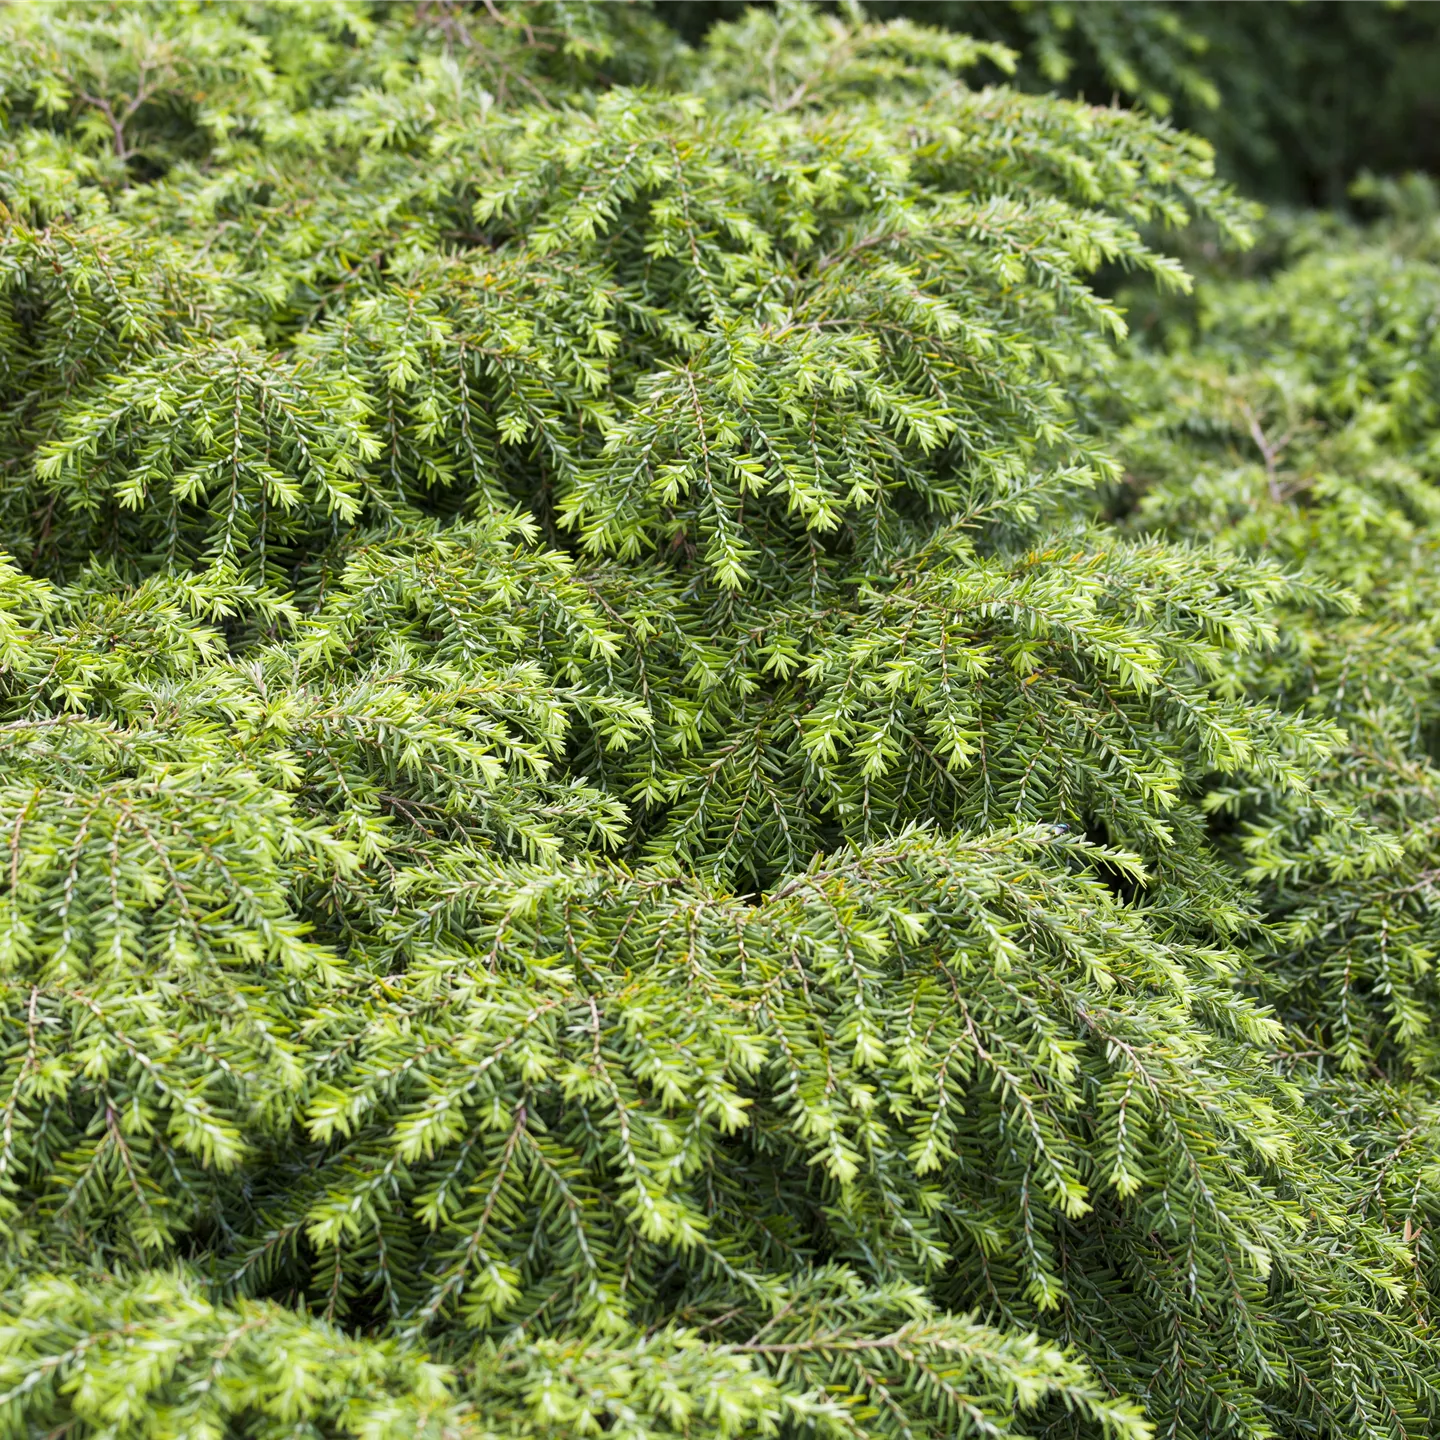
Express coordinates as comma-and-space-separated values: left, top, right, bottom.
661, 1, 1440, 207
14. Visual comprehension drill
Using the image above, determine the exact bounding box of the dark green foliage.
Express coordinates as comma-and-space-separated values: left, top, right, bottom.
1112, 177, 1440, 1079
0, 5, 1436, 1439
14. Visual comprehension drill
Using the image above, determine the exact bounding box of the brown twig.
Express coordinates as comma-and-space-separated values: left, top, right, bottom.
1237, 399, 1294, 505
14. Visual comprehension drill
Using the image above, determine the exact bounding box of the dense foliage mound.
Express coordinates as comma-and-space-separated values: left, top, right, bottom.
0, 4, 1436, 1438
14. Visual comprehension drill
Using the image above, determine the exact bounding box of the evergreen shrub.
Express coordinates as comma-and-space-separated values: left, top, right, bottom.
0, 4, 1435, 1438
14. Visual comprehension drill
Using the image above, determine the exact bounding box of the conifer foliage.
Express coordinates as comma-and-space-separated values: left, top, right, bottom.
0, 4, 1435, 1438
